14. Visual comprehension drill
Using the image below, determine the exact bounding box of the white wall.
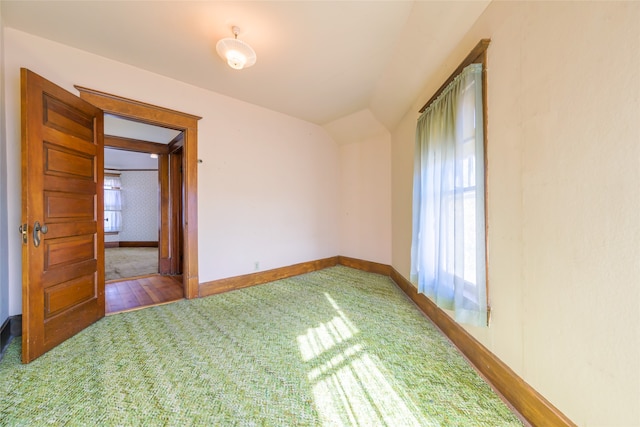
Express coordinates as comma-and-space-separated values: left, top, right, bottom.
391, 2, 640, 425
3, 28, 341, 313
119, 170, 159, 242
104, 233, 119, 244
338, 133, 392, 264
0, 5, 9, 327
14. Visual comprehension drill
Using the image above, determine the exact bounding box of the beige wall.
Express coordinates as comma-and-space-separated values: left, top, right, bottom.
391, 2, 640, 425
338, 132, 392, 264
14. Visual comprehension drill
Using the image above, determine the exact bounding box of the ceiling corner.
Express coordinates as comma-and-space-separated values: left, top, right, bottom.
323, 108, 389, 146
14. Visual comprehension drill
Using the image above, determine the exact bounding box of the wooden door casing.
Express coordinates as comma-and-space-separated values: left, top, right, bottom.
21, 69, 105, 363
75, 85, 200, 299
170, 149, 184, 275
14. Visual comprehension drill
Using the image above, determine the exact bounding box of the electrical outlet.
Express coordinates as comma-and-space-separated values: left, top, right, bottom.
254, 261, 260, 271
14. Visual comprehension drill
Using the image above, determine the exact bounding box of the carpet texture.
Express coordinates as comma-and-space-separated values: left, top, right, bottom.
105, 247, 158, 281
0, 266, 523, 426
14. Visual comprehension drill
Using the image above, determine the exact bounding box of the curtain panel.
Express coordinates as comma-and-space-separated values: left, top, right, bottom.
410, 63, 487, 327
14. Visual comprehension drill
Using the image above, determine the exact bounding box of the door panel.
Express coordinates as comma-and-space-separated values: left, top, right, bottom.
44, 192, 95, 220
45, 274, 96, 317
21, 68, 104, 363
44, 144, 95, 179
44, 235, 95, 270
43, 259, 97, 287
43, 93, 95, 140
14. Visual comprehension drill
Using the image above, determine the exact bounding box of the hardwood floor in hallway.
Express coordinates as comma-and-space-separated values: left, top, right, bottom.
106, 275, 184, 314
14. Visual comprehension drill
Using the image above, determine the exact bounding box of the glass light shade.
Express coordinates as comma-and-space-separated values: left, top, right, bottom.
216, 37, 256, 70
226, 50, 247, 70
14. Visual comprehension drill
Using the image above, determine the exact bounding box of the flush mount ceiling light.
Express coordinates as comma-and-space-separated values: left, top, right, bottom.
216, 26, 256, 70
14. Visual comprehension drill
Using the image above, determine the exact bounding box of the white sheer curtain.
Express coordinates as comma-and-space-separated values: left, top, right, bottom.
104, 174, 122, 233
410, 63, 487, 327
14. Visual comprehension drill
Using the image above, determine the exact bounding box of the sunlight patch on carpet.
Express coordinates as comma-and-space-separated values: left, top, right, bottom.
299, 292, 431, 426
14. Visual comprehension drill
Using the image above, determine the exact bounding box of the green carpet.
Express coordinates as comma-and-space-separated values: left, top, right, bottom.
0, 266, 522, 426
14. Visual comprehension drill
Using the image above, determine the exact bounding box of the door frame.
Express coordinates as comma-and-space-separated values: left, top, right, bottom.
76, 86, 200, 299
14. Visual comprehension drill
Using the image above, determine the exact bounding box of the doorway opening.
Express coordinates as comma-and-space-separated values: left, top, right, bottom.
102, 117, 184, 313
75, 85, 201, 302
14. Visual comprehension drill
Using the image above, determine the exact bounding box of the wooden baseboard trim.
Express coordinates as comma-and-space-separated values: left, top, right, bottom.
118, 241, 159, 248
158, 257, 172, 275
335, 256, 573, 426
198, 256, 339, 298
390, 268, 579, 426
104, 242, 119, 248
337, 255, 392, 276
0, 315, 22, 362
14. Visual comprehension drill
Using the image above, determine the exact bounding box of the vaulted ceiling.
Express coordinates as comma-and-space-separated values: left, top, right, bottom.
1, 1, 490, 140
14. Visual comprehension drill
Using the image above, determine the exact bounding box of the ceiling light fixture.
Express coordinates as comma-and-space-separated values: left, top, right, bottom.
216, 26, 256, 70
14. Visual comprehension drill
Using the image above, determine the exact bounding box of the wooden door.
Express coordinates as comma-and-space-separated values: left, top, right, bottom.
21, 68, 105, 363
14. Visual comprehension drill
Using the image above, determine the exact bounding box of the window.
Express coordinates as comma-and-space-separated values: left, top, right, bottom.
410, 40, 489, 327
104, 173, 122, 233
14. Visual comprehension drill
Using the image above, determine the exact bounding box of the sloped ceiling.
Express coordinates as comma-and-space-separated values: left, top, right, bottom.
1, 1, 490, 143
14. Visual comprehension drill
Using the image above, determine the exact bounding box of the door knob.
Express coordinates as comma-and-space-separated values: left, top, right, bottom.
33, 221, 48, 248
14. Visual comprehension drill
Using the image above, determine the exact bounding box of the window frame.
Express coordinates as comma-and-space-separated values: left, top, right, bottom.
418, 39, 490, 321
104, 172, 122, 233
